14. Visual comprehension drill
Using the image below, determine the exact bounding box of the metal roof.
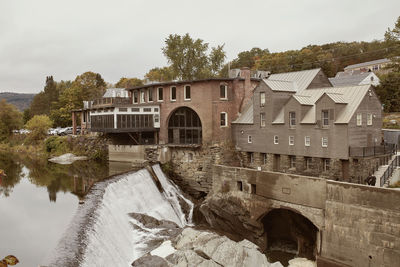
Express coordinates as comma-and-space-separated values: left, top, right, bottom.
292, 95, 314, 105
265, 68, 321, 92
263, 79, 297, 92
297, 84, 371, 124
232, 101, 253, 124
103, 88, 129, 98
344, 58, 391, 70
328, 72, 372, 87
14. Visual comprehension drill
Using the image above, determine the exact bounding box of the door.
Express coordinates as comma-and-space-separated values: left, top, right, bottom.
273, 154, 280, 172
341, 160, 349, 181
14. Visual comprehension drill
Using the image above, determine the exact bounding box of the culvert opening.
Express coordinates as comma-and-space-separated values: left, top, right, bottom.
262, 209, 318, 266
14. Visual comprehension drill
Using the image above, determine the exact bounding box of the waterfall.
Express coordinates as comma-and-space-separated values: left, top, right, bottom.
46, 165, 193, 267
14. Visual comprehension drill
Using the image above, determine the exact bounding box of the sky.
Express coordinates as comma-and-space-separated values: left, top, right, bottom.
0, 0, 399, 93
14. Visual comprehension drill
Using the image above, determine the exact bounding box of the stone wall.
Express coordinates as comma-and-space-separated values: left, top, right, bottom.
205, 164, 400, 267
66, 135, 108, 161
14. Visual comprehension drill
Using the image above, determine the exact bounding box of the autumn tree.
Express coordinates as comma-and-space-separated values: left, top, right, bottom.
115, 77, 144, 88
144, 67, 176, 82
0, 99, 23, 141
162, 33, 226, 80
25, 115, 53, 142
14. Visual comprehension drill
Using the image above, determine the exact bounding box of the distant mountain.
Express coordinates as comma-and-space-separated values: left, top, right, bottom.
0, 92, 35, 111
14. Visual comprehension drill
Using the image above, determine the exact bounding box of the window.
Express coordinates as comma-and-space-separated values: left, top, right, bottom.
220, 84, 227, 99
322, 110, 329, 126
170, 86, 176, 101
250, 184, 256, 194
248, 135, 252, 143
262, 153, 267, 165
289, 156, 296, 169
220, 112, 227, 127
322, 137, 328, 147
305, 157, 312, 170
184, 85, 191, 100
260, 113, 266, 127
157, 87, 163, 101
119, 108, 128, 112
323, 159, 330, 171
248, 152, 254, 163
143, 108, 151, 112
289, 112, 296, 127
260, 92, 266, 107
367, 113, 373, 126
148, 89, 153, 102
131, 108, 140, 112
274, 135, 279, 144
289, 136, 295, 146
356, 113, 362, 126
154, 114, 159, 123
133, 91, 138, 103
237, 181, 243, 191
140, 91, 145, 103
154, 108, 158, 112
305, 136, 310, 146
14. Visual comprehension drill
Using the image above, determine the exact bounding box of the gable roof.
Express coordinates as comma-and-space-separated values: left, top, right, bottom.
232, 100, 253, 124
264, 68, 322, 92
344, 58, 391, 70
328, 72, 372, 87
103, 88, 129, 98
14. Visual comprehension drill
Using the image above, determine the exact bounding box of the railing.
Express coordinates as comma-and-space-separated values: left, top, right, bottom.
380, 155, 400, 186
349, 144, 396, 157
92, 97, 131, 107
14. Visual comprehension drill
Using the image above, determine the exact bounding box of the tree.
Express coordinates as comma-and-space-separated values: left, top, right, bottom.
115, 77, 144, 88
73, 72, 106, 100
144, 67, 176, 82
25, 115, 53, 142
0, 99, 23, 141
384, 16, 400, 72
162, 33, 226, 80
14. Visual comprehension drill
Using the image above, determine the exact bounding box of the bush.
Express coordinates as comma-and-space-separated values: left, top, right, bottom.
44, 136, 70, 155
25, 115, 53, 142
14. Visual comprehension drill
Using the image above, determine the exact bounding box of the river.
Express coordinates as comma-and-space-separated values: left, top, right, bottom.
0, 153, 132, 267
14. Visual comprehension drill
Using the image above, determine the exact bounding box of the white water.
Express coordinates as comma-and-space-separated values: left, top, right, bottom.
78, 165, 193, 267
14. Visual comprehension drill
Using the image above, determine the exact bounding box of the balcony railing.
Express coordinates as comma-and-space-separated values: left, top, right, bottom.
92, 97, 131, 107
349, 144, 397, 157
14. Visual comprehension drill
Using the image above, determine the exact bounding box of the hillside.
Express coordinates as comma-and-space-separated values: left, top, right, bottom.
0, 92, 35, 111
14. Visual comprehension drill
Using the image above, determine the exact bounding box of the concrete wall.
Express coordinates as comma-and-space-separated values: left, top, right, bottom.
211, 165, 400, 267
108, 144, 148, 162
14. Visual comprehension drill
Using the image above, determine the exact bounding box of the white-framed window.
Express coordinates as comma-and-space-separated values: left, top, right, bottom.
323, 158, 330, 171
220, 84, 227, 99
305, 136, 310, 146
367, 113, 373, 126
356, 113, 362, 126
322, 137, 328, 147
184, 85, 191, 100
220, 112, 228, 127
289, 112, 296, 127
289, 136, 294, 146
322, 110, 329, 126
289, 156, 296, 169
170, 86, 176, 101
260, 92, 266, 107
260, 113, 266, 127
248, 135, 252, 143
157, 87, 163, 101
262, 153, 267, 165
140, 90, 145, 103
274, 135, 279, 144
305, 157, 312, 170
148, 88, 153, 102
133, 91, 138, 104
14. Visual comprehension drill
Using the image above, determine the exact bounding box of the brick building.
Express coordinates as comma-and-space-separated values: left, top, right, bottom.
232, 68, 393, 182
72, 68, 259, 145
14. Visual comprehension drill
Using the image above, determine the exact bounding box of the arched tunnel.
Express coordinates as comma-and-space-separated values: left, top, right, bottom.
261, 209, 318, 264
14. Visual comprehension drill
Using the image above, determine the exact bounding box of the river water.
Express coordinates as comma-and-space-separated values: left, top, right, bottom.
0, 153, 132, 267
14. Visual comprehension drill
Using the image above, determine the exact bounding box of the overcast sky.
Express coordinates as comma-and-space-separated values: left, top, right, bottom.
0, 0, 399, 93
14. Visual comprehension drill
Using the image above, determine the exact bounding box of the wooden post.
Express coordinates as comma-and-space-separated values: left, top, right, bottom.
72, 111, 77, 135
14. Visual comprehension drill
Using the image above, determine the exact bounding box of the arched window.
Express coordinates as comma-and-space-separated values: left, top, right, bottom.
168, 107, 202, 144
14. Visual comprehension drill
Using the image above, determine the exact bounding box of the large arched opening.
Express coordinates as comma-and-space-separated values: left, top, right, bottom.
261, 208, 318, 265
167, 107, 202, 144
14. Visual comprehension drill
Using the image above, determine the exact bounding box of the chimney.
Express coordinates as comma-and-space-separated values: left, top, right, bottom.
239, 67, 252, 112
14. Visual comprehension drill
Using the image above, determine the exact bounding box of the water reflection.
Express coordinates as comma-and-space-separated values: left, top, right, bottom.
0, 153, 133, 267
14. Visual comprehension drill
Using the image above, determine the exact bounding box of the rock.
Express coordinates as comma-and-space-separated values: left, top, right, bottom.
288, 258, 316, 267
131, 254, 169, 267
48, 153, 88, 164
167, 228, 272, 267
